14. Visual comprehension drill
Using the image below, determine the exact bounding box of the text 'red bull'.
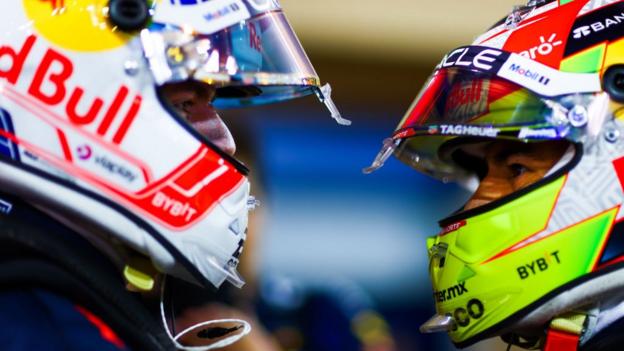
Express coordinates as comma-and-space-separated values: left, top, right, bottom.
0, 35, 141, 144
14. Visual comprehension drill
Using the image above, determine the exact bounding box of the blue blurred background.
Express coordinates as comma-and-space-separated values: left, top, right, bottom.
240, 102, 470, 350
223, 1, 523, 350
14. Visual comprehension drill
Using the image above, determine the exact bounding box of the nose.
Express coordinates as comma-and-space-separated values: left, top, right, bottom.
188, 104, 236, 156
463, 176, 513, 211
463, 161, 514, 211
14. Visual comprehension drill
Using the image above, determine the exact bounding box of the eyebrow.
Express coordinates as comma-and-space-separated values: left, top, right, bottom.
492, 143, 533, 163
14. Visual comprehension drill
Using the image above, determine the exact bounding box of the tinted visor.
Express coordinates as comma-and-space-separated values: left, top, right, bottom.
365, 46, 604, 176
386, 48, 607, 181
145, 9, 320, 108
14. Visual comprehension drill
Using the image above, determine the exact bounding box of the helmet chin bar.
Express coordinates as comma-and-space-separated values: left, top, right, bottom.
504, 267, 624, 347
426, 265, 624, 349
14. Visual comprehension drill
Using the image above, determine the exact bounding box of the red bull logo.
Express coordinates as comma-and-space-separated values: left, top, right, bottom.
0, 34, 245, 230
445, 80, 488, 121
0, 35, 142, 144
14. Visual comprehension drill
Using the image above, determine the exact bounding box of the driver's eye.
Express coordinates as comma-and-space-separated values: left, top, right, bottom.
509, 163, 527, 178
173, 100, 194, 113
171, 100, 195, 120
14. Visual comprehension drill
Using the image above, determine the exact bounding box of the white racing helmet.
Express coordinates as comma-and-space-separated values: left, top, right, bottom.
0, 0, 346, 293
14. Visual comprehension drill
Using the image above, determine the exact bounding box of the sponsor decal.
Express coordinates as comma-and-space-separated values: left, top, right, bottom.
517, 250, 561, 279
24, 150, 38, 160
437, 46, 507, 72
433, 46, 600, 100
248, 22, 262, 52
519, 34, 563, 60
434, 282, 468, 302
154, 0, 251, 35
452, 299, 485, 328
427, 125, 439, 135
440, 125, 500, 138
498, 54, 602, 97
504, 0, 586, 66
171, 0, 210, 4
0, 35, 142, 145
94, 155, 137, 183
151, 191, 198, 222
141, 147, 244, 228
572, 14, 624, 39
393, 129, 414, 139
0, 198, 12, 214
518, 127, 559, 139
0, 35, 245, 229
572, 26, 592, 39
439, 220, 466, 235
203, 2, 243, 21
446, 80, 483, 110
444, 80, 488, 122
507, 63, 551, 86
75, 144, 138, 183
76, 144, 92, 160
565, 2, 624, 56
172, 0, 282, 12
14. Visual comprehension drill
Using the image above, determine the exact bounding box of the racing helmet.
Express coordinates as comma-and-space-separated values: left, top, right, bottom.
367, 0, 624, 348
0, 0, 346, 299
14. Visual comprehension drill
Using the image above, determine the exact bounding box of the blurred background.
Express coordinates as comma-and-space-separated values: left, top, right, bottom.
223, 1, 524, 350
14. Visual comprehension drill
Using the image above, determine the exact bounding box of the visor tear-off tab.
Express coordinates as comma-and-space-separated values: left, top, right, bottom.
316, 84, 351, 126
362, 138, 400, 174
544, 312, 587, 351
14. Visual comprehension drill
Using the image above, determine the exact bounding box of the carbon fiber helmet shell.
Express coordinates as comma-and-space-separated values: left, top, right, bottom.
373, 0, 624, 347
0, 0, 330, 289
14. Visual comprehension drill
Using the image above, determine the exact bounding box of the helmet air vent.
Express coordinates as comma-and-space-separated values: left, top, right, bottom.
604, 65, 624, 103
108, 0, 149, 32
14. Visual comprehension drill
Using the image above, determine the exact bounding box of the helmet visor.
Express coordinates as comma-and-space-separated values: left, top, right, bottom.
145, 8, 320, 108
388, 47, 607, 181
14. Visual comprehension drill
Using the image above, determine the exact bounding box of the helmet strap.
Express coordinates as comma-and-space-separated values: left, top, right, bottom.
158, 275, 251, 350
544, 329, 580, 351
543, 312, 587, 351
